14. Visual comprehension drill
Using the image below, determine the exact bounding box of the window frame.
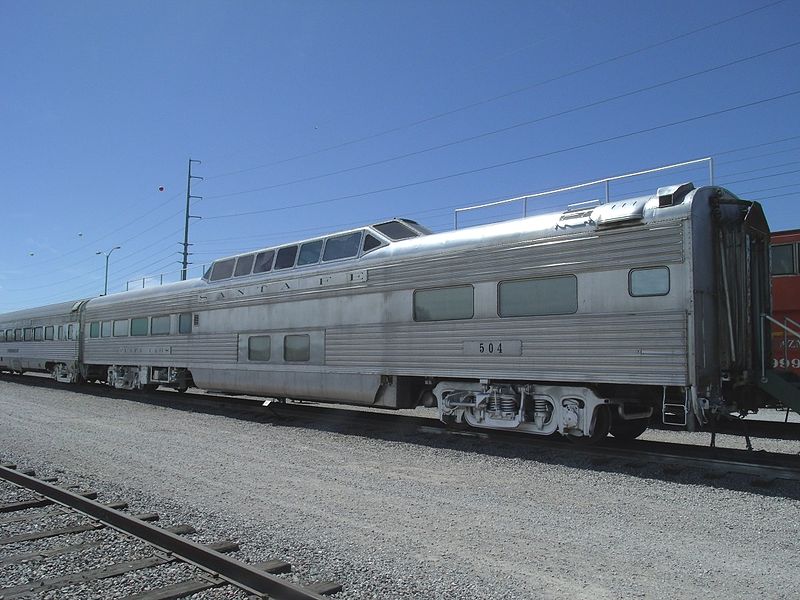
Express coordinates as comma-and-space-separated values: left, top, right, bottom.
131, 317, 149, 337
113, 319, 129, 337
283, 334, 311, 362
90, 322, 100, 338
101, 321, 112, 338
274, 245, 298, 270
151, 315, 171, 336
178, 313, 192, 334
497, 274, 578, 318
629, 266, 671, 298
34, 327, 43, 341
234, 254, 255, 277
322, 231, 363, 263
44, 325, 54, 340
413, 284, 475, 322
209, 258, 236, 281
771, 243, 796, 276
248, 335, 271, 362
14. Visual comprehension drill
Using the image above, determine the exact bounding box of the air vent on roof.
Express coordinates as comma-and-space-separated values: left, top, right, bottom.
657, 182, 694, 207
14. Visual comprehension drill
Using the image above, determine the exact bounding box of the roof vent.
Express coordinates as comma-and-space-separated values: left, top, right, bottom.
657, 182, 694, 207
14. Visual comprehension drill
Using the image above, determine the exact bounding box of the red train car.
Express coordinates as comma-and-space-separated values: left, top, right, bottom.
771, 229, 800, 378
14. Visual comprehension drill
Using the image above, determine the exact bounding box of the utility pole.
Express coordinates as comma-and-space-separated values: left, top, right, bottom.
182, 158, 203, 280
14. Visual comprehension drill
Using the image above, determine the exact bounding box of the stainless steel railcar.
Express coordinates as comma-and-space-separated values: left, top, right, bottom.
0, 183, 781, 440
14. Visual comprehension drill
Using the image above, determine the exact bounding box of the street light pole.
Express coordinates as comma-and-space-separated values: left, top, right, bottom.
96, 246, 121, 296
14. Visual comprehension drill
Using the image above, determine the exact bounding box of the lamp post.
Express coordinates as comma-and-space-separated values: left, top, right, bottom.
96, 246, 121, 296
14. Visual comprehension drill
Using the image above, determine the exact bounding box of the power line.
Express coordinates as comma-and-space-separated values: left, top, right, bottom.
204, 0, 789, 182
203, 40, 800, 202
203, 89, 800, 221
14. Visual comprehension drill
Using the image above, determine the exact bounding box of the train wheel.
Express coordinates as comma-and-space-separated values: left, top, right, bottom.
568, 405, 610, 444
610, 417, 649, 440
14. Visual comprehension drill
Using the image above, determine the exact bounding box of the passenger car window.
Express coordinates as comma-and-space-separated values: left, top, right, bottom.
414, 286, 474, 322
45, 326, 54, 340
284, 334, 310, 361
113, 320, 129, 337
34, 327, 43, 341
24, 328, 33, 341
248, 336, 271, 361
629, 267, 670, 297
253, 250, 275, 273
151, 315, 171, 335
323, 232, 361, 262
297, 240, 323, 266
275, 246, 298, 270
90, 322, 100, 338
499, 275, 578, 317
179, 313, 192, 334
210, 258, 235, 281
234, 254, 255, 277
363, 234, 382, 253
374, 221, 417, 241
15, 329, 22, 341
131, 317, 148, 336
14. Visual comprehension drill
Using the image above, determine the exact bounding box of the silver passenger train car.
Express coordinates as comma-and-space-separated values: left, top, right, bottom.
0, 183, 776, 440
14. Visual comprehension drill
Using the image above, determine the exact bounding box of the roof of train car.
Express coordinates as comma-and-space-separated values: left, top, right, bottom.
1, 183, 751, 317
0, 299, 89, 323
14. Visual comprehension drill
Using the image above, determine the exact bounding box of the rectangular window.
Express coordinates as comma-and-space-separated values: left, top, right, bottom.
234, 254, 255, 277
45, 326, 54, 340
15, 329, 22, 341
90, 322, 100, 338
413, 285, 474, 322
499, 275, 578, 317
297, 240, 323, 266
101, 321, 112, 337
248, 335, 271, 361
57, 325, 64, 340
34, 327, 43, 341
771, 244, 795, 275
151, 315, 171, 335
68, 324, 77, 340
131, 317, 148, 336
284, 334, 310, 362
323, 231, 361, 262
24, 328, 33, 341
253, 250, 275, 273
4, 329, 12, 342
275, 246, 298, 270
629, 267, 670, 297
179, 313, 192, 334
113, 320, 129, 337
210, 258, 236, 281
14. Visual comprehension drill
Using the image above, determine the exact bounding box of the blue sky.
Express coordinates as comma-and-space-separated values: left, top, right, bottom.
1, 0, 799, 312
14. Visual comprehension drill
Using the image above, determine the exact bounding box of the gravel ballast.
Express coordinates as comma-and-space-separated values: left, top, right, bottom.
1, 377, 799, 599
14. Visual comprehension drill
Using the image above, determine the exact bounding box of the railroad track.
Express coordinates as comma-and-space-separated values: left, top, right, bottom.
3, 373, 800, 487
0, 463, 342, 600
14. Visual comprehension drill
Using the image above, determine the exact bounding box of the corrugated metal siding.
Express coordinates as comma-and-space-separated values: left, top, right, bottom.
83, 334, 238, 365
326, 311, 688, 386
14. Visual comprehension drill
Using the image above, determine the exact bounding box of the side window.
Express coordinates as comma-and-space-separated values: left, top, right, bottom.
45, 326, 54, 340
253, 250, 275, 273
101, 321, 112, 337
90, 322, 101, 338
210, 258, 236, 281
68, 324, 77, 340
629, 267, 670, 297
297, 240, 323, 266
57, 325, 64, 340
151, 315, 171, 335
131, 317, 148, 336
248, 335, 271, 361
24, 328, 33, 341
15, 329, 22, 341
284, 334, 310, 362
113, 320, 129, 337
275, 246, 298, 270
34, 327, 43, 341
771, 244, 795, 275
413, 285, 474, 322
4, 329, 11, 342
234, 254, 255, 277
323, 232, 361, 262
363, 234, 382, 253
499, 275, 578, 317
179, 313, 192, 334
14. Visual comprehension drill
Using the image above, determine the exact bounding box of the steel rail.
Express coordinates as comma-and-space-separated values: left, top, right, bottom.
0, 465, 329, 600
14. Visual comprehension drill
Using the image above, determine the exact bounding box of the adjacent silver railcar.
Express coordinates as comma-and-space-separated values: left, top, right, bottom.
0, 183, 773, 440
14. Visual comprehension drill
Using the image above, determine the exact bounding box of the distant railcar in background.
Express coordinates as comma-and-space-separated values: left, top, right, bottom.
770, 229, 800, 379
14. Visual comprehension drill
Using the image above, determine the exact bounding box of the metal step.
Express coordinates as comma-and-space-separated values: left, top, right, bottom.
758, 370, 800, 416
